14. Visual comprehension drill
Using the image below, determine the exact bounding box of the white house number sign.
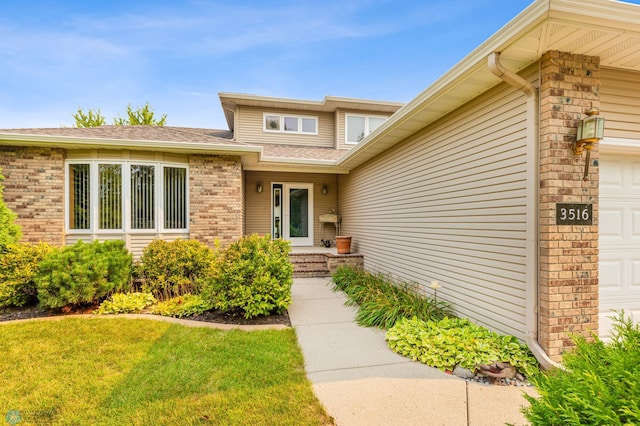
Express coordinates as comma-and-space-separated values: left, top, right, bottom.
556, 203, 592, 225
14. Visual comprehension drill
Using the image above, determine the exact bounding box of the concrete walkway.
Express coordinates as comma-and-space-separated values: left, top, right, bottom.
288, 277, 536, 426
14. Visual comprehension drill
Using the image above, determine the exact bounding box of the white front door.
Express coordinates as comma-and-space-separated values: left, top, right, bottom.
281, 183, 314, 246
599, 152, 640, 338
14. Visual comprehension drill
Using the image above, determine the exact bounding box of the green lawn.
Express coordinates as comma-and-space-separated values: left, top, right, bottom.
0, 318, 332, 425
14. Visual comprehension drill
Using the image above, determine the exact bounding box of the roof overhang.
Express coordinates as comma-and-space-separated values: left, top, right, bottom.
0, 132, 351, 174
339, 0, 640, 169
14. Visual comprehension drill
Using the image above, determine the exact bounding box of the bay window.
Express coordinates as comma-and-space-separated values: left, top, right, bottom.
66, 161, 188, 233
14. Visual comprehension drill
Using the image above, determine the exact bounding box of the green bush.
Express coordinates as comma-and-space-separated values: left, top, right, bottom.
0, 169, 21, 252
0, 242, 54, 308
94, 292, 157, 314
150, 294, 213, 318
332, 266, 454, 328
202, 234, 293, 319
523, 311, 640, 425
135, 239, 218, 299
386, 316, 539, 377
36, 240, 132, 308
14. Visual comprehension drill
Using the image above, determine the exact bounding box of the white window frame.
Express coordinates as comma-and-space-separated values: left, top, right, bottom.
263, 113, 318, 135
65, 160, 189, 235
345, 114, 388, 144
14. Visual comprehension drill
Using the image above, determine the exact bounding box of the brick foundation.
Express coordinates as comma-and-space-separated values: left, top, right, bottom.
538, 51, 600, 360
0, 146, 65, 246
189, 155, 243, 247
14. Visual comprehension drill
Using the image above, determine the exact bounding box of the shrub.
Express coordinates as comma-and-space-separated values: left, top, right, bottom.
202, 234, 293, 319
0, 242, 54, 308
332, 266, 454, 328
150, 294, 213, 318
0, 169, 21, 252
36, 240, 132, 308
523, 311, 640, 425
94, 292, 157, 314
135, 239, 218, 299
386, 316, 539, 377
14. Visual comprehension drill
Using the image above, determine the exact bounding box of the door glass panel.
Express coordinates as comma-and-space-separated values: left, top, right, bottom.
289, 188, 309, 238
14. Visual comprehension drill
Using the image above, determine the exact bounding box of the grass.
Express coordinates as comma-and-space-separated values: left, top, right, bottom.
0, 318, 332, 425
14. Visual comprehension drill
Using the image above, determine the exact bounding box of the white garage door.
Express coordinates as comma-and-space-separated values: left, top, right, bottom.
599, 153, 640, 338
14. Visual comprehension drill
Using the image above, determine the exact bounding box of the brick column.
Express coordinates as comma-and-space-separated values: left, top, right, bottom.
538, 51, 600, 360
0, 147, 65, 246
189, 155, 243, 248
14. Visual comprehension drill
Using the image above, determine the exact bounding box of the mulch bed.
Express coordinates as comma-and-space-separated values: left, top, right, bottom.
0, 305, 291, 327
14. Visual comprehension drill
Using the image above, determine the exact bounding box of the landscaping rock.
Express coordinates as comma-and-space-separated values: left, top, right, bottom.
452, 365, 476, 379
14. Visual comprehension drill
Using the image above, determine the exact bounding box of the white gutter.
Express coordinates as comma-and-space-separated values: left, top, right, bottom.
488, 52, 560, 370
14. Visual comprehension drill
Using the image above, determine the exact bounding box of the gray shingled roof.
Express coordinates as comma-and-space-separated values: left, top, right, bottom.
0, 125, 347, 162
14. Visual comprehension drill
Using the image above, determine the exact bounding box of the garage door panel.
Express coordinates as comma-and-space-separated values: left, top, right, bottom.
600, 208, 624, 239
600, 152, 640, 339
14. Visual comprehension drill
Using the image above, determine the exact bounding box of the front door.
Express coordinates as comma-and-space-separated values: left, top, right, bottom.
273, 183, 313, 246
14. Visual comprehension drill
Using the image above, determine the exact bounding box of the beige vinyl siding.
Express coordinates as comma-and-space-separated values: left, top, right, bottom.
601, 67, 640, 139
66, 233, 188, 258
336, 109, 392, 150
245, 171, 339, 246
338, 79, 531, 340
66, 150, 188, 164
235, 106, 335, 147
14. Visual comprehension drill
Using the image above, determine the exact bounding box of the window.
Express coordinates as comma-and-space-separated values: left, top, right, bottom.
345, 114, 388, 144
66, 161, 188, 233
263, 113, 317, 135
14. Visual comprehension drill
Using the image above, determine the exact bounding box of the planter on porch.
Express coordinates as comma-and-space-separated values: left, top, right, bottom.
335, 236, 352, 254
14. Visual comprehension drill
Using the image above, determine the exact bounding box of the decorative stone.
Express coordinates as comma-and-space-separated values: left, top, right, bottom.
452, 365, 475, 379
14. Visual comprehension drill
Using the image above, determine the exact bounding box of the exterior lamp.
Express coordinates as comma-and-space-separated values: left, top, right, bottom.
574, 108, 605, 181
322, 184, 328, 195
256, 182, 263, 193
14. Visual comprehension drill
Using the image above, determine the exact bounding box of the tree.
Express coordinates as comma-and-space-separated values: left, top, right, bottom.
0, 169, 22, 252
73, 108, 106, 128
113, 103, 167, 126
72, 103, 167, 127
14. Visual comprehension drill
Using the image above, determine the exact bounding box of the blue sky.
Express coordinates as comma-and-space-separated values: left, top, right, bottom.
1, 0, 639, 130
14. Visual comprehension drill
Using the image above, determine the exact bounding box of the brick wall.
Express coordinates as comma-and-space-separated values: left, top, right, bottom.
189, 155, 243, 247
538, 51, 600, 360
0, 146, 65, 246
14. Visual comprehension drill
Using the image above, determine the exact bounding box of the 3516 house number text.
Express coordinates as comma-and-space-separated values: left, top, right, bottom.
556, 203, 593, 225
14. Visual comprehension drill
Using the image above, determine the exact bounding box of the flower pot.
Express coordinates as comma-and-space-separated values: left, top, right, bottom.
335, 236, 352, 254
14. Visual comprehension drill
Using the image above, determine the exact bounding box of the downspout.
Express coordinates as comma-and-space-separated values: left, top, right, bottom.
488, 52, 560, 370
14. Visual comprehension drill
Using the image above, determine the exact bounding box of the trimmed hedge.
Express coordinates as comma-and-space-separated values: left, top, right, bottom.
0, 242, 54, 308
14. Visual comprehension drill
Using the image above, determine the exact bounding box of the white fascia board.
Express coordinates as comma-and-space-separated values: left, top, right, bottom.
0, 133, 263, 156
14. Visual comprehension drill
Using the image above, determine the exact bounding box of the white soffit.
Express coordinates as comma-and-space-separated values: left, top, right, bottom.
339, 0, 640, 170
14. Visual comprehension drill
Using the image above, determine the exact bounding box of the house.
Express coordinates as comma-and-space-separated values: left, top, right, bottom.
1, 0, 640, 366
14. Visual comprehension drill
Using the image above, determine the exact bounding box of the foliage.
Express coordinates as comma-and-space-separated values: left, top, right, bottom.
94, 292, 157, 314
113, 102, 167, 126
386, 316, 539, 377
202, 234, 293, 319
332, 266, 454, 328
0, 169, 22, 252
135, 239, 218, 299
0, 318, 331, 425
35, 240, 132, 308
523, 311, 640, 425
73, 108, 106, 127
0, 242, 54, 308
150, 294, 213, 318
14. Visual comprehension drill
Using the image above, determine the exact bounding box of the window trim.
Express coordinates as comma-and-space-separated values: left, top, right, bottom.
345, 113, 389, 145
262, 113, 318, 135
65, 160, 189, 235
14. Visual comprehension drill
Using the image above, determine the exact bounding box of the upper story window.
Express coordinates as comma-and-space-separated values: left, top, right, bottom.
345, 114, 387, 144
264, 113, 318, 135
67, 160, 188, 233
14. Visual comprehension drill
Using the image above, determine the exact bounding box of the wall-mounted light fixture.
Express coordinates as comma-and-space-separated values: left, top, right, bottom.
322, 184, 328, 195
256, 182, 263, 193
575, 108, 605, 181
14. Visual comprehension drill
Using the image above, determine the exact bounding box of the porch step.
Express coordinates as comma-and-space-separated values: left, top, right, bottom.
289, 253, 330, 278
